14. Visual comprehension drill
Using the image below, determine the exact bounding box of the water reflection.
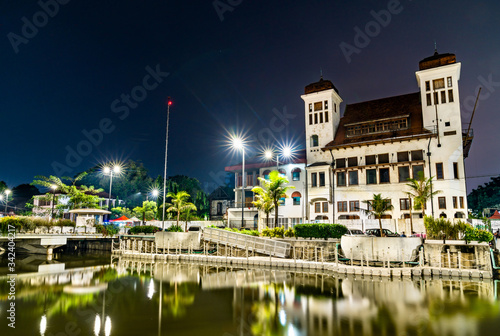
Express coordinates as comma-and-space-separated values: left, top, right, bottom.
0, 254, 498, 336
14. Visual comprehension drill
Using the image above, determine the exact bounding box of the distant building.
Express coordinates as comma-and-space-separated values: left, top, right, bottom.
225, 153, 307, 229
208, 186, 233, 221
33, 191, 124, 219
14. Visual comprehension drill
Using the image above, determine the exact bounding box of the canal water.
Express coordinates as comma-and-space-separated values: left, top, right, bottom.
1, 252, 499, 336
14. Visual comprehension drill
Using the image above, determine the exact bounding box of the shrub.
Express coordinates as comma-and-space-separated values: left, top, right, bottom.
18, 217, 36, 231
56, 219, 76, 227
284, 228, 295, 238
294, 224, 348, 239
425, 216, 494, 243
0, 217, 22, 234
131, 225, 162, 234
95, 224, 120, 237
262, 228, 273, 237
240, 229, 260, 236
166, 225, 183, 232
272, 227, 285, 238
32, 217, 53, 227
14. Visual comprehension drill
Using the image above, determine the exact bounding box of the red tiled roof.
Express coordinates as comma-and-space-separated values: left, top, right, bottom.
490, 210, 500, 220
323, 92, 433, 149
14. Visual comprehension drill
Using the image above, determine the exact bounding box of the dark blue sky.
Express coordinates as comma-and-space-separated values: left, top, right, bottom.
1, 0, 499, 193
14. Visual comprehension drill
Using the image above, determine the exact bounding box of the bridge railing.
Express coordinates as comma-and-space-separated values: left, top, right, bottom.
203, 228, 291, 258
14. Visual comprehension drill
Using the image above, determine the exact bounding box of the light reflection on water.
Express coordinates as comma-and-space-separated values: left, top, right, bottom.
0, 254, 499, 336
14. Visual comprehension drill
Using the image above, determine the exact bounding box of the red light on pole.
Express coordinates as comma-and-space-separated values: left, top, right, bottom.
167, 97, 172, 106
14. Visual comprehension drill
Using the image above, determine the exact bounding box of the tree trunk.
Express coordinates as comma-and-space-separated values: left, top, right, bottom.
177, 211, 181, 231
266, 212, 269, 228
378, 217, 385, 237
274, 202, 279, 228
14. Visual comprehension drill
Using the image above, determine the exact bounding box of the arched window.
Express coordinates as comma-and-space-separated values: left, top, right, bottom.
440, 213, 447, 218
292, 168, 301, 181
310, 135, 319, 147
263, 170, 271, 180
454, 212, 465, 218
292, 191, 301, 205
278, 168, 286, 176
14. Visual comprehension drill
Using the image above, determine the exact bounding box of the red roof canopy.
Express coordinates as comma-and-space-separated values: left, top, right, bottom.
489, 210, 500, 220
110, 215, 130, 222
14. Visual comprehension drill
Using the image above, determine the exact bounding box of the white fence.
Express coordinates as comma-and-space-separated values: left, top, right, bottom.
203, 228, 291, 258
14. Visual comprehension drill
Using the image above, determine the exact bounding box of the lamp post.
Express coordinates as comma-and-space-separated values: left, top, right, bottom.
4, 189, 11, 214
232, 138, 245, 229
104, 165, 120, 210
50, 185, 57, 220
162, 98, 172, 231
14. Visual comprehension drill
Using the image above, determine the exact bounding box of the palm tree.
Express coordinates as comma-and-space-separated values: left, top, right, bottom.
362, 194, 394, 237
251, 185, 275, 230
166, 191, 197, 232
406, 171, 441, 218
252, 171, 294, 228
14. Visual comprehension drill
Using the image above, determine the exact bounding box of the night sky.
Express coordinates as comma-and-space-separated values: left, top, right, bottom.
1, 0, 499, 193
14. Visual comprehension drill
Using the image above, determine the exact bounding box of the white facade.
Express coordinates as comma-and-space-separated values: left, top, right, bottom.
226, 160, 307, 230
300, 52, 469, 225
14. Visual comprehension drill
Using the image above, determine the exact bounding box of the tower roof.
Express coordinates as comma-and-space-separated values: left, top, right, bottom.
419, 51, 456, 70
304, 78, 339, 95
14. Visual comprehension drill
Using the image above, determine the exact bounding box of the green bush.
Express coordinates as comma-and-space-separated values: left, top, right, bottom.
0, 217, 22, 234
56, 219, 76, 227
131, 225, 162, 234
166, 225, 183, 232
284, 228, 295, 238
272, 227, 285, 238
262, 228, 273, 237
425, 216, 494, 243
240, 229, 260, 236
294, 224, 348, 239
95, 224, 120, 236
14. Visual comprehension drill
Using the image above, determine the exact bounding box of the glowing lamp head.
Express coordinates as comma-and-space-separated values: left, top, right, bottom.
113, 166, 120, 174
152, 189, 159, 197
264, 150, 273, 160
168, 100, 172, 106
5, 189, 11, 195
282, 146, 292, 158
103, 167, 110, 174
51, 185, 57, 190
232, 137, 244, 150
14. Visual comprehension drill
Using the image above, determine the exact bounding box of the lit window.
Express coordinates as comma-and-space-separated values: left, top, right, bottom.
309, 103, 312, 112
324, 100, 328, 109
314, 102, 322, 111
433, 78, 445, 90
292, 168, 301, 181
279, 197, 285, 206
447, 77, 452, 87
292, 192, 301, 205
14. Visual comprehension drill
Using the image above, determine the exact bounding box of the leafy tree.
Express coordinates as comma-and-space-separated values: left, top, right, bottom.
0, 181, 7, 193
252, 171, 294, 228
110, 207, 133, 219
166, 191, 197, 231
406, 171, 441, 218
11, 184, 39, 212
133, 201, 158, 224
467, 175, 500, 217
252, 184, 275, 229
362, 194, 394, 237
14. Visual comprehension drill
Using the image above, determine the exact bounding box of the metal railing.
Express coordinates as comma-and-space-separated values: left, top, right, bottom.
203, 228, 291, 258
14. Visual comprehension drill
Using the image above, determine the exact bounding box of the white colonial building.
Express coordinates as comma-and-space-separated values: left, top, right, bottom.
302, 51, 469, 225
225, 50, 471, 232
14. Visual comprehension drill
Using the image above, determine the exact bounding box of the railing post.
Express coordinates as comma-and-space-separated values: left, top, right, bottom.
350, 248, 353, 267
458, 251, 462, 270
447, 249, 452, 268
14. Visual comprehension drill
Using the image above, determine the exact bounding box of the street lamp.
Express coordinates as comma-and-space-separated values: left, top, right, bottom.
50, 185, 57, 220
103, 165, 120, 210
264, 145, 293, 170
161, 98, 173, 231
4, 189, 11, 214
232, 137, 245, 229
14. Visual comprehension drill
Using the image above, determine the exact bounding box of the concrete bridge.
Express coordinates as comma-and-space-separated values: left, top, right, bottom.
0, 234, 109, 257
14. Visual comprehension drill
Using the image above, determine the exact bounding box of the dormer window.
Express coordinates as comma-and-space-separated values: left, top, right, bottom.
346, 117, 408, 137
